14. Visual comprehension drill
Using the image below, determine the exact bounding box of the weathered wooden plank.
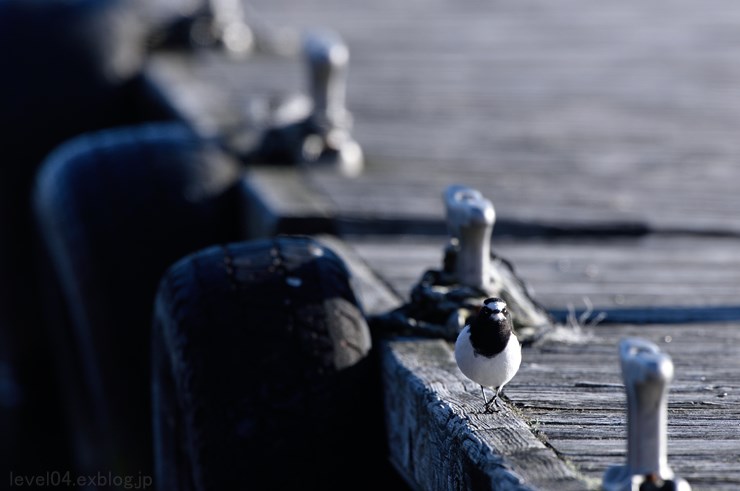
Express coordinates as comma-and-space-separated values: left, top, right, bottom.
316, 234, 402, 316
144, 50, 305, 141
318, 235, 589, 490
322, 235, 740, 490
146, 0, 740, 235
505, 322, 740, 490
239, 167, 336, 238
139, 3, 740, 489
344, 234, 740, 322
382, 338, 590, 491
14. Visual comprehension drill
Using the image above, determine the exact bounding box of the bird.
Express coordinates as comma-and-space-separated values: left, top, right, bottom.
454, 297, 522, 413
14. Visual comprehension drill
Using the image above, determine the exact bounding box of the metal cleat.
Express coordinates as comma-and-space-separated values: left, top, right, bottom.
304, 30, 353, 136
603, 338, 691, 491
149, 0, 256, 55
444, 185, 496, 290
207, 0, 254, 56
368, 185, 551, 342
299, 29, 363, 175
243, 29, 364, 176
443, 185, 551, 336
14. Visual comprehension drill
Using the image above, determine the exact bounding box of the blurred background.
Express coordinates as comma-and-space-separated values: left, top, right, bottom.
3, 0, 740, 488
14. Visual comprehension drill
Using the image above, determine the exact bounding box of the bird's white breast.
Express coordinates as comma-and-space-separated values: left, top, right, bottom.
454, 326, 522, 389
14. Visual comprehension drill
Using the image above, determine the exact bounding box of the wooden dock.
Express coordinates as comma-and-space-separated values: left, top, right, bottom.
144, 1, 740, 489
323, 234, 740, 490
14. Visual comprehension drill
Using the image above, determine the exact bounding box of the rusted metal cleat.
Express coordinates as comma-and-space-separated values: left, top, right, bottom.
243, 29, 364, 176
603, 338, 691, 491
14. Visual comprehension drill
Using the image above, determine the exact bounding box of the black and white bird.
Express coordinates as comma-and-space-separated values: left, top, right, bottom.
454, 297, 522, 413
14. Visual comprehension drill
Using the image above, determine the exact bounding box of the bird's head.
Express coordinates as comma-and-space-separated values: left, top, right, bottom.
469, 297, 513, 356
479, 297, 511, 325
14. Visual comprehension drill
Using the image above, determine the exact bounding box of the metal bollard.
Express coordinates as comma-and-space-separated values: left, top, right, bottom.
301, 30, 364, 175
208, 0, 254, 55
444, 185, 496, 291
304, 30, 352, 132
603, 338, 691, 491
367, 184, 551, 341
241, 30, 363, 176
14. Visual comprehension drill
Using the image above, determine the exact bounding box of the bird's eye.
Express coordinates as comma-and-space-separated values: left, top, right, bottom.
501, 307, 508, 315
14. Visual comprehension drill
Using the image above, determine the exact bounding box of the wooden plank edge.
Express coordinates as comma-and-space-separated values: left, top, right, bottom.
549, 306, 740, 325
239, 167, 337, 239
314, 234, 403, 316
316, 235, 594, 490
381, 338, 594, 491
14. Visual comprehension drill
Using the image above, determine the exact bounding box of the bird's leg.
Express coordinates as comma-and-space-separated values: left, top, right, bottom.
480, 385, 493, 412
481, 386, 500, 413
492, 389, 504, 411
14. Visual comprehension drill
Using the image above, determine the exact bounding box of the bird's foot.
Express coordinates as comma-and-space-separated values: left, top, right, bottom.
483, 402, 500, 414
483, 393, 502, 413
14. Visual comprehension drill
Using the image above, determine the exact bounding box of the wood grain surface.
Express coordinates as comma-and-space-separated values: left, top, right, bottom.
142, 2, 740, 488
344, 234, 740, 322
149, 0, 740, 234
320, 234, 740, 491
